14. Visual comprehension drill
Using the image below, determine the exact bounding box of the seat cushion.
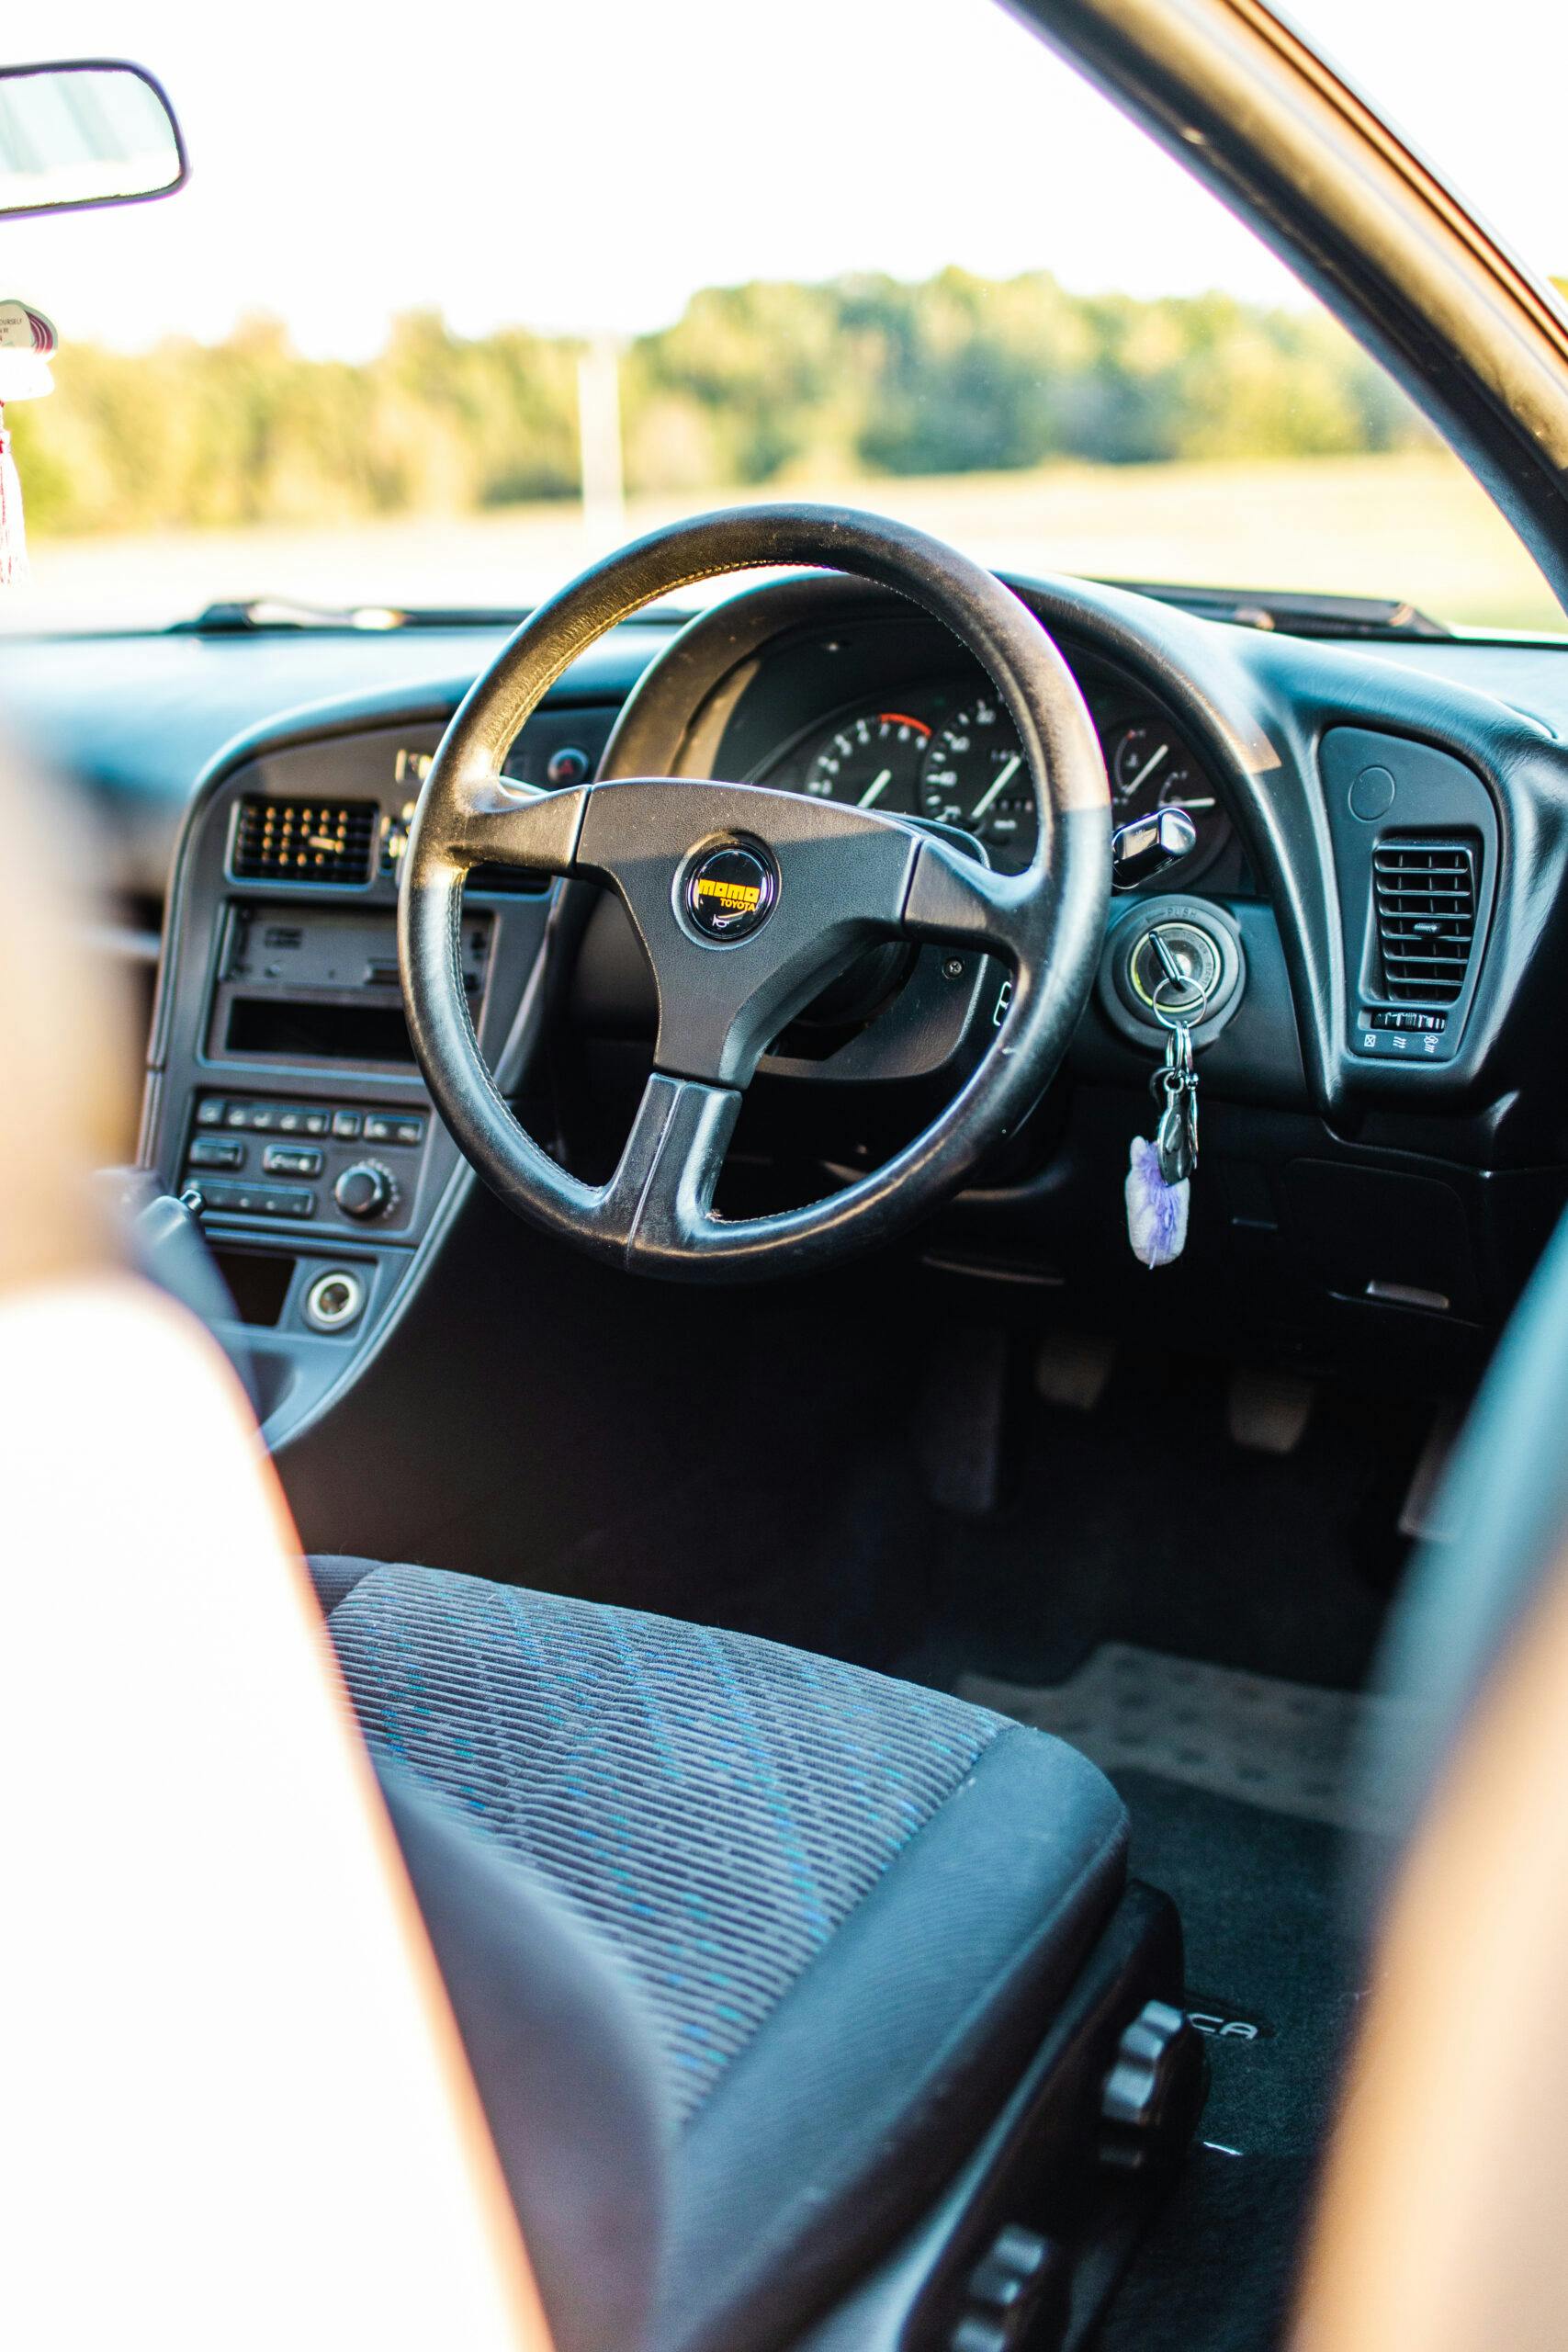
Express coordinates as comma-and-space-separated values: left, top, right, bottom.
312, 1557, 1128, 2352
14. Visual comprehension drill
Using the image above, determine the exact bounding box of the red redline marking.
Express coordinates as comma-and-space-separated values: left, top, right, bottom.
878, 712, 931, 734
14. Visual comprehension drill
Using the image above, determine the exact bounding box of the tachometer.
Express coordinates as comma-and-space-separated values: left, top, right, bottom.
919, 696, 1033, 867
805, 711, 931, 812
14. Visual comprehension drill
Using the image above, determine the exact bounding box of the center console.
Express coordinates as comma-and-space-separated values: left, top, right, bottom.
142, 701, 619, 1437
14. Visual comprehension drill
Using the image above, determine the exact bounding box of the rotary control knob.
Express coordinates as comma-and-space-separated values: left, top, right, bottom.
333, 1159, 398, 1221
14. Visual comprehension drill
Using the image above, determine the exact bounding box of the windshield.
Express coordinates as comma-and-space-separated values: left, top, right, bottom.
1, 0, 1562, 638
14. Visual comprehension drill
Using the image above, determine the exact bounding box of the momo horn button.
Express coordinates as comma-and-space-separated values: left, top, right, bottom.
681, 840, 778, 944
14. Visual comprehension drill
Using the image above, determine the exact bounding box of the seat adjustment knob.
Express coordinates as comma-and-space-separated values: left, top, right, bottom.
333, 1159, 396, 1221
1099, 1997, 1206, 2171
950, 2225, 1066, 2351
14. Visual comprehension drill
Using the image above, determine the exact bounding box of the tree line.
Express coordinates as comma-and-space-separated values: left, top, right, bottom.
10, 266, 1433, 537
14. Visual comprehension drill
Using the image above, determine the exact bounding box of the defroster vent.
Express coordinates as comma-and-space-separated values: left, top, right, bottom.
232, 797, 378, 887
1372, 835, 1479, 1003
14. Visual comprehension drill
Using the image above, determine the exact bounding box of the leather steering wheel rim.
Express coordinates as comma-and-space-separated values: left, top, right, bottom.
400, 503, 1110, 1282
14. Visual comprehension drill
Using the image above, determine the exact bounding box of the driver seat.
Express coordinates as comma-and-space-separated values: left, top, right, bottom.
308, 1552, 1179, 2352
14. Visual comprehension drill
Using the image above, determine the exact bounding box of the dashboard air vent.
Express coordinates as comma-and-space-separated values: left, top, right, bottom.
232, 797, 378, 886
1373, 836, 1479, 1003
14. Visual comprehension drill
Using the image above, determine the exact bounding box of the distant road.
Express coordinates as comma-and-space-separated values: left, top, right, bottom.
2, 452, 1559, 637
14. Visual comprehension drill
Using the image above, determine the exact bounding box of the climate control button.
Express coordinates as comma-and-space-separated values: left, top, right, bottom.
333, 1159, 398, 1221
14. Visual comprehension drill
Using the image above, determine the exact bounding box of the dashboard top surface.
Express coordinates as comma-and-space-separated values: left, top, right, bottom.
0, 621, 677, 812
6, 585, 1568, 821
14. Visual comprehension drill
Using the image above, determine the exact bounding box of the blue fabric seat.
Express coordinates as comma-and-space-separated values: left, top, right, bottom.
311, 1556, 1129, 2352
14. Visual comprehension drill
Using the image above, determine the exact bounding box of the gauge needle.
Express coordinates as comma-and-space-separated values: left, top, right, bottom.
858, 768, 894, 808
970, 752, 1021, 822
1127, 743, 1169, 796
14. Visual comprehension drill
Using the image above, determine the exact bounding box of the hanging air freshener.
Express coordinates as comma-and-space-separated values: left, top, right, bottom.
0, 300, 58, 587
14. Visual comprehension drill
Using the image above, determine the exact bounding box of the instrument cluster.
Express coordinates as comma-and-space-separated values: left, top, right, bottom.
752, 680, 1229, 878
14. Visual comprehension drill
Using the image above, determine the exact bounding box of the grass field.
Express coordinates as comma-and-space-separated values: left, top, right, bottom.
5, 450, 1562, 638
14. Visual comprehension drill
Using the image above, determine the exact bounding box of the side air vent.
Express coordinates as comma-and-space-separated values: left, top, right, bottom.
231, 797, 378, 886
1372, 835, 1479, 1003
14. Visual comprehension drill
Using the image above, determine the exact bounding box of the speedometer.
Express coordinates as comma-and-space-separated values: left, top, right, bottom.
919, 696, 1034, 867
805, 711, 931, 813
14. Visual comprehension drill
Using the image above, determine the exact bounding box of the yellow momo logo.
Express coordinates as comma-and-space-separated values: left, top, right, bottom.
694, 876, 762, 913
685, 843, 777, 940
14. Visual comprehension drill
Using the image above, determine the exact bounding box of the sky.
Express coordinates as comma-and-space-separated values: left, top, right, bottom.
1, 0, 1563, 358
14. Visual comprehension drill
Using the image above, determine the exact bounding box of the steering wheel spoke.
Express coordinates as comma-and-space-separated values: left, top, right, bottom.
901, 831, 1037, 966
448, 774, 588, 878
596, 1072, 740, 1267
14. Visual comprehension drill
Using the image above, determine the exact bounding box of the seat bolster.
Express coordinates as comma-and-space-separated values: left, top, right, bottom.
654, 1723, 1128, 2352
309, 1552, 379, 1616
379, 1768, 673, 2352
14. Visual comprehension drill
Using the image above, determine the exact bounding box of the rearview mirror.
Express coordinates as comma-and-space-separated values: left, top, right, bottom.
0, 61, 186, 220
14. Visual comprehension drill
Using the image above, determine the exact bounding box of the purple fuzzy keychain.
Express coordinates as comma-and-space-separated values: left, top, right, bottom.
1126, 1004, 1200, 1268
1125, 1136, 1190, 1268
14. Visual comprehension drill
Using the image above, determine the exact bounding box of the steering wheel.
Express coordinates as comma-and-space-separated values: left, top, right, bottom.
400, 506, 1110, 1281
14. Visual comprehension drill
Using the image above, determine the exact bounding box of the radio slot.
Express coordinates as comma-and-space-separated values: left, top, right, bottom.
209, 900, 491, 1068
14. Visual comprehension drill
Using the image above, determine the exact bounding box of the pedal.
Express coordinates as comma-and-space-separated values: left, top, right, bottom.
1033, 1328, 1117, 1413
1225, 1367, 1315, 1455
918, 1324, 1012, 1517
1398, 1396, 1466, 1540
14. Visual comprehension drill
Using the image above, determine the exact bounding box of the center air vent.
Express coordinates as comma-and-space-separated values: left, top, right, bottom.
1373, 836, 1479, 1004
231, 797, 378, 886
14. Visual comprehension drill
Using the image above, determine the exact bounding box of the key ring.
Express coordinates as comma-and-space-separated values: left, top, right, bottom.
1151, 967, 1213, 1036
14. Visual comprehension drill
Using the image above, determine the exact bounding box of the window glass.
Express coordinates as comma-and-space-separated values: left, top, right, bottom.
1293, 0, 1568, 294
0, 0, 1558, 635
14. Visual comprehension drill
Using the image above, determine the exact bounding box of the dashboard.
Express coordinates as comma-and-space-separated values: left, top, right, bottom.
13, 561, 1568, 1450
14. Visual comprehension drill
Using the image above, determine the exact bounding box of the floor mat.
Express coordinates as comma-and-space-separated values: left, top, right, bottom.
1098, 2143, 1319, 2352
1093, 1770, 1373, 2351
962, 1643, 1414, 1837
1111, 1770, 1369, 2163
961, 1641, 1395, 2345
